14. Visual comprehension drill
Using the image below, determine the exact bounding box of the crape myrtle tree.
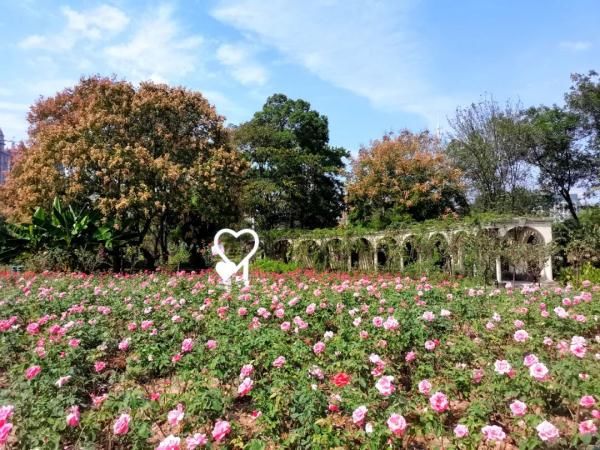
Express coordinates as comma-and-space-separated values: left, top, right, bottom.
347, 130, 468, 228
234, 94, 348, 230
447, 96, 533, 213
0, 76, 247, 267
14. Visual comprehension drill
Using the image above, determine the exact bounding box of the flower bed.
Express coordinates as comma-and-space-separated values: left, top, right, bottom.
0, 271, 598, 449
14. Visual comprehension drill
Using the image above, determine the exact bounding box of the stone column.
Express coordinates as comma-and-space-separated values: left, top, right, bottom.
495, 257, 502, 284
542, 256, 553, 281
373, 250, 378, 272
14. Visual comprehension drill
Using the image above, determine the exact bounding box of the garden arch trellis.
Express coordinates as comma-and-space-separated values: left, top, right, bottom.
279, 218, 554, 283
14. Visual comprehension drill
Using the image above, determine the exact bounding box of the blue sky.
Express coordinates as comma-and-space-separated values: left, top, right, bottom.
0, 0, 599, 153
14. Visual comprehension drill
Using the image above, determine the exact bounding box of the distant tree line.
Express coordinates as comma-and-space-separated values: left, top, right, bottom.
0, 71, 598, 271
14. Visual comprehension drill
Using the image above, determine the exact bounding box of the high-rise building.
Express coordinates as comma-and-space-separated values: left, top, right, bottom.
0, 127, 11, 184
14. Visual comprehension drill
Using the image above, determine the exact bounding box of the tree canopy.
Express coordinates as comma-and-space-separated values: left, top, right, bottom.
522, 105, 596, 223
447, 97, 531, 212
234, 94, 348, 229
0, 76, 247, 265
347, 130, 468, 228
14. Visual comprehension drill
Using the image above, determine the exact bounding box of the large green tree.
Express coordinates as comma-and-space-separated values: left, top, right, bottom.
567, 71, 600, 149
522, 106, 597, 223
0, 76, 247, 265
234, 94, 348, 229
566, 70, 600, 194
447, 97, 531, 212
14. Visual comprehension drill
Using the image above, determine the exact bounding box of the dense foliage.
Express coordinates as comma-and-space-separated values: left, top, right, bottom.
0, 76, 247, 267
0, 72, 598, 272
447, 97, 532, 213
347, 131, 468, 227
0, 271, 598, 449
234, 94, 348, 230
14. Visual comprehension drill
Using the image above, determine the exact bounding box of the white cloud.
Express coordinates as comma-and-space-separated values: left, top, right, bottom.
212, 0, 456, 126
559, 40, 592, 52
0, 101, 30, 143
19, 4, 129, 51
202, 89, 249, 123
104, 4, 203, 82
216, 42, 268, 86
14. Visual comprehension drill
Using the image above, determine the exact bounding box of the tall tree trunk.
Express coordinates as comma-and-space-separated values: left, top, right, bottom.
561, 189, 579, 224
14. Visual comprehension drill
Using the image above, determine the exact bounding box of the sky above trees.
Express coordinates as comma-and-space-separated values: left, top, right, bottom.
0, 0, 599, 152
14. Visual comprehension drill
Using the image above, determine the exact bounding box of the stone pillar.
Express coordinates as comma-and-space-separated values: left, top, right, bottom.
542, 256, 553, 281
373, 250, 378, 272
495, 257, 502, 284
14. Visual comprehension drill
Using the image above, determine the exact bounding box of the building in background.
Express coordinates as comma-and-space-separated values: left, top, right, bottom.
0, 127, 11, 184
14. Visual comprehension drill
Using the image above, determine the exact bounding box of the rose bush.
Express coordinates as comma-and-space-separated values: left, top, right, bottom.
0, 269, 598, 449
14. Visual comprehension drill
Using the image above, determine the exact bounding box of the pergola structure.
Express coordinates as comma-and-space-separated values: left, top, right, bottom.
272, 218, 554, 283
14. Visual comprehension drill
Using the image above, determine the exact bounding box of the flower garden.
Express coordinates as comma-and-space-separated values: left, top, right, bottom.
0, 270, 598, 449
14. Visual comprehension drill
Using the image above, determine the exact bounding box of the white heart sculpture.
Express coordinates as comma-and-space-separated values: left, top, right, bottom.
215, 260, 236, 281
213, 228, 259, 286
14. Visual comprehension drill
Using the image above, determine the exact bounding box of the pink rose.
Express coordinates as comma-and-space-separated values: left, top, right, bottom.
454, 424, 468, 438
167, 404, 185, 427
529, 362, 549, 380
387, 413, 407, 436
509, 400, 527, 416
273, 356, 286, 368
94, 361, 107, 373
536, 420, 559, 442
181, 338, 194, 353
580, 395, 596, 408
513, 330, 529, 342
418, 379, 432, 395
429, 391, 449, 413
313, 341, 325, 355
0, 405, 14, 426
186, 433, 208, 449
25, 365, 41, 380
66, 405, 80, 427
375, 376, 395, 397
405, 351, 416, 362
494, 360, 511, 375
352, 406, 368, 426
156, 434, 181, 450
481, 425, 506, 442
206, 340, 217, 350
523, 354, 539, 367
383, 316, 399, 331
422, 311, 435, 321
240, 364, 253, 379
26, 322, 40, 335
0, 423, 13, 445
118, 339, 130, 351
237, 377, 254, 396
211, 420, 231, 443
472, 368, 484, 383
578, 419, 597, 435
113, 413, 131, 435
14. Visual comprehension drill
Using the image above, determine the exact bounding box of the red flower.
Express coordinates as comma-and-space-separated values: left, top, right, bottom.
331, 372, 351, 387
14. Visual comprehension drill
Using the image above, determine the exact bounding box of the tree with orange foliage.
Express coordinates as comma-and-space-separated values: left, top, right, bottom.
0, 76, 247, 265
347, 131, 468, 228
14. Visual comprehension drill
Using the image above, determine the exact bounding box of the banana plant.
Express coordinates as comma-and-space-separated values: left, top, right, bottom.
0, 222, 28, 263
